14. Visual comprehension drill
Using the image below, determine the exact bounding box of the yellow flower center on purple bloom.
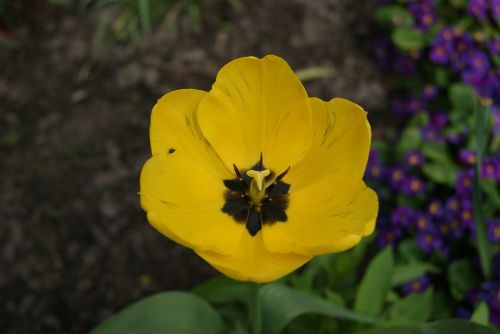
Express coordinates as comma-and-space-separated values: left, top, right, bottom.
440, 225, 449, 234
418, 218, 428, 229
463, 177, 472, 187
462, 210, 472, 221
412, 281, 423, 291
467, 155, 476, 164
409, 155, 420, 165
393, 171, 403, 181
495, 227, 500, 238
410, 180, 422, 191
430, 203, 439, 214
451, 219, 460, 229
371, 166, 381, 177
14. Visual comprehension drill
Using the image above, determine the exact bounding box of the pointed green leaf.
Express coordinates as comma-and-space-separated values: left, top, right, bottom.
391, 27, 426, 50
388, 288, 433, 323
391, 263, 440, 286
260, 283, 377, 334
471, 302, 489, 326
90, 292, 223, 334
361, 319, 497, 334
355, 246, 394, 316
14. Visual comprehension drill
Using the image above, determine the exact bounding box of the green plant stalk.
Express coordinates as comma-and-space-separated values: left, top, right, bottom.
250, 283, 262, 334
473, 101, 491, 279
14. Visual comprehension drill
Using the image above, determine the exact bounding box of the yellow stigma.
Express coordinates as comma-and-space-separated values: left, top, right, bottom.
247, 169, 271, 191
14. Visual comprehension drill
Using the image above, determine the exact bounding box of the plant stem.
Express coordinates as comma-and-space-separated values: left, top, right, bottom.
250, 282, 261, 334
473, 101, 491, 279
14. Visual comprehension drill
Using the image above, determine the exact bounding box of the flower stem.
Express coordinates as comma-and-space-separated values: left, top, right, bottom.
250, 282, 261, 334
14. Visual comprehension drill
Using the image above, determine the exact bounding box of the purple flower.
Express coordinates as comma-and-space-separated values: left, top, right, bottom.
489, 38, 500, 56
429, 40, 449, 64
456, 169, 474, 195
479, 282, 500, 311
427, 199, 443, 217
487, 219, 500, 242
405, 151, 425, 167
389, 167, 407, 190
391, 205, 417, 228
468, 0, 489, 19
429, 111, 448, 128
417, 229, 442, 253
466, 51, 490, 75
481, 157, 499, 180
459, 200, 474, 228
402, 176, 426, 195
408, 0, 436, 31
373, 35, 396, 70
459, 149, 477, 165
421, 125, 445, 143
492, 0, 500, 19
446, 196, 461, 213
423, 84, 439, 100
365, 149, 386, 180
438, 217, 463, 239
415, 212, 433, 231
400, 275, 432, 295
376, 226, 403, 247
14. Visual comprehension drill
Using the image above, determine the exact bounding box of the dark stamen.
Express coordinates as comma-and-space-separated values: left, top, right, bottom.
233, 163, 242, 179
258, 152, 263, 171
274, 166, 290, 183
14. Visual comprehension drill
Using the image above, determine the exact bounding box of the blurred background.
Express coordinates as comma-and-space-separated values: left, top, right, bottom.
0, 0, 388, 332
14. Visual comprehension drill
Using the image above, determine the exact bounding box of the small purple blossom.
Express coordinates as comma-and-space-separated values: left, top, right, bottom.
389, 167, 407, 190
405, 151, 425, 167
456, 169, 474, 195
429, 111, 448, 128
400, 275, 432, 295
489, 38, 500, 56
427, 199, 443, 217
415, 212, 433, 231
391, 205, 417, 228
466, 51, 490, 75
491, 0, 500, 19
459, 149, 477, 165
468, 0, 489, 19
421, 125, 445, 143
376, 226, 403, 247
417, 229, 442, 253
423, 84, 439, 100
487, 220, 500, 242
481, 157, 500, 180
446, 196, 461, 213
402, 176, 426, 195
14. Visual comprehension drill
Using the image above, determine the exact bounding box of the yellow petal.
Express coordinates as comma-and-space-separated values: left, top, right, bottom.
150, 89, 230, 180
140, 152, 244, 254
262, 181, 378, 256
286, 97, 371, 190
195, 232, 312, 283
197, 55, 313, 172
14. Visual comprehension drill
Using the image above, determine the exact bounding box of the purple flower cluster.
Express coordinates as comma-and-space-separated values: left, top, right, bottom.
429, 26, 499, 102
468, 0, 500, 20
408, 0, 436, 31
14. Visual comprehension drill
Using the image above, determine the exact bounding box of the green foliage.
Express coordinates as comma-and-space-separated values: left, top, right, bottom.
260, 283, 377, 334
90, 292, 223, 334
387, 288, 433, 323
374, 5, 414, 28
471, 302, 489, 326
448, 259, 480, 300
355, 246, 394, 316
391, 27, 426, 51
360, 319, 497, 334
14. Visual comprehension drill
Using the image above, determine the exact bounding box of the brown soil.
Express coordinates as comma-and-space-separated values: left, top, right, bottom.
0, 0, 387, 332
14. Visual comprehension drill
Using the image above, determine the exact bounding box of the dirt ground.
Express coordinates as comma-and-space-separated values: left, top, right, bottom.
0, 0, 387, 332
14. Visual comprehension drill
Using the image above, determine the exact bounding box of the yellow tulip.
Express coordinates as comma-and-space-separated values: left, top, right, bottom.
140, 55, 378, 283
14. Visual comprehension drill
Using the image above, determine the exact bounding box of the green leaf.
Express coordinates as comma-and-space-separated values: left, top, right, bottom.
490, 132, 500, 153
481, 179, 500, 208
448, 259, 480, 300
260, 283, 377, 334
396, 127, 422, 156
449, 83, 476, 114
360, 319, 497, 334
374, 5, 414, 27
355, 246, 394, 316
90, 292, 223, 334
421, 142, 453, 164
391, 263, 440, 286
191, 276, 251, 305
391, 27, 426, 51
422, 162, 458, 186
471, 302, 489, 326
388, 288, 433, 323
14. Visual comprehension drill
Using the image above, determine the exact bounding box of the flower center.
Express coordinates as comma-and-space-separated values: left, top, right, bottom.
221, 155, 290, 236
